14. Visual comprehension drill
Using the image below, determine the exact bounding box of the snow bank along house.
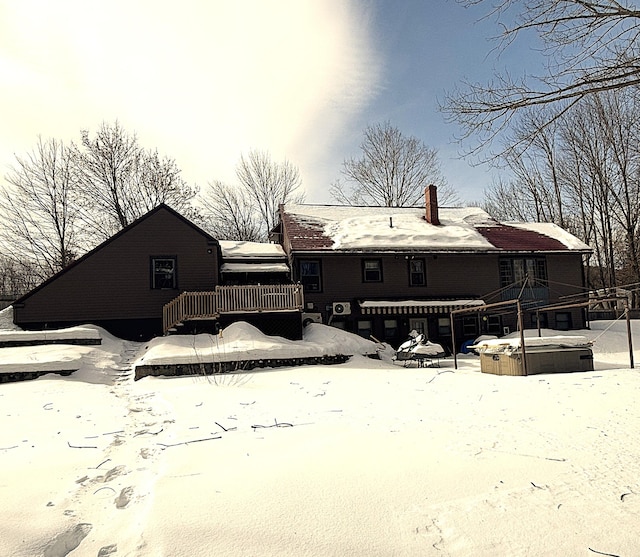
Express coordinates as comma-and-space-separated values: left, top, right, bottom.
12, 187, 592, 351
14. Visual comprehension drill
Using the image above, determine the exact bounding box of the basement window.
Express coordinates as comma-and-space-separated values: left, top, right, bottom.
151, 257, 177, 289
357, 320, 372, 339
555, 312, 572, 331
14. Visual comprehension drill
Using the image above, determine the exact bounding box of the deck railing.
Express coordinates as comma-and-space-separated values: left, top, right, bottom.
162, 284, 304, 333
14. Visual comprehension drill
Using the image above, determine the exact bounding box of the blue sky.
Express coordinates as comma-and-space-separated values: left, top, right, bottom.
0, 0, 539, 205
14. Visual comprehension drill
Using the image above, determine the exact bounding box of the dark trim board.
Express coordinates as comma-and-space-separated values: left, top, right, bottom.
0, 370, 76, 384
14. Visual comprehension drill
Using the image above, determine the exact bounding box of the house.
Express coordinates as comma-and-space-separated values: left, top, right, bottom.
12, 205, 304, 341
274, 186, 592, 351
12, 189, 591, 349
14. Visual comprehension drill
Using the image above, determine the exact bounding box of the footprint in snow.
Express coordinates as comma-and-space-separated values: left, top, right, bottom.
115, 486, 134, 509
43, 523, 92, 557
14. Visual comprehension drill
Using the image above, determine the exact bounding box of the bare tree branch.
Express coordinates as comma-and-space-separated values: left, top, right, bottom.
202, 150, 305, 241
202, 180, 263, 241
75, 121, 198, 240
445, 0, 640, 152
0, 137, 82, 279
331, 122, 458, 207
236, 150, 305, 235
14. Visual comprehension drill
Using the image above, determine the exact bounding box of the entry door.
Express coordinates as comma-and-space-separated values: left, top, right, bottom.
409, 318, 428, 337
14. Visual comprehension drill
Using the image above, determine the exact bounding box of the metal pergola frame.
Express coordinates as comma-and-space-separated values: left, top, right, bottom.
449, 296, 634, 371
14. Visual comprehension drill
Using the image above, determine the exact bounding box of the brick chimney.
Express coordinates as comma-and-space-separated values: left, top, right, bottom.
425, 184, 440, 225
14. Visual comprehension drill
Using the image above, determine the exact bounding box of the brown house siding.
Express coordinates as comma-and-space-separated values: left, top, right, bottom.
545, 254, 585, 298
293, 250, 588, 349
13, 206, 220, 339
297, 252, 500, 311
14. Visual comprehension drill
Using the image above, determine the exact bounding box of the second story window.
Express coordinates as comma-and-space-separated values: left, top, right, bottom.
363, 259, 382, 282
500, 257, 547, 287
300, 259, 322, 292
409, 259, 426, 286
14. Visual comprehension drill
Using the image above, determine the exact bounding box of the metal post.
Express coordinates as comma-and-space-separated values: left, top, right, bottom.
517, 300, 528, 376
626, 302, 634, 369
451, 312, 457, 369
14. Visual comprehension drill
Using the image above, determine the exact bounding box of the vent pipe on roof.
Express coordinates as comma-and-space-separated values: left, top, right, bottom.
390, 216, 393, 228
425, 184, 440, 225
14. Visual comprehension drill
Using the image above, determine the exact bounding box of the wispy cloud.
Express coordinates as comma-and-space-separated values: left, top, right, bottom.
0, 0, 382, 199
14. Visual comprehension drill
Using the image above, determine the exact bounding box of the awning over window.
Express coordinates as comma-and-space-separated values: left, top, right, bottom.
220, 263, 290, 274
359, 299, 485, 315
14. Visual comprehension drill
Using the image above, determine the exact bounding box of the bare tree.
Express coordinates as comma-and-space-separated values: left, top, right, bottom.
203, 150, 305, 241
0, 137, 82, 279
331, 122, 458, 207
76, 121, 198, 240
132, 149, 199, 217
484, 89, 640, 299
236, 150, 305, 234
203, 180, 263, 241
75, 121, 140, 237
0, 256, 39, 298
444, 0, 640, 151
489, 109, 569, 225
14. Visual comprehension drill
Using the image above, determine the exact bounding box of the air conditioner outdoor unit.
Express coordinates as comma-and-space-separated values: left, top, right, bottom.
302, 312, 323, 326
332, 302, 351, 315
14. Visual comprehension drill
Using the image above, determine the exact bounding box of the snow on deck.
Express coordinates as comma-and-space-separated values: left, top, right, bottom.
134, 321, 378, 367
0, 326, 101, 344
0, 345, 83, 374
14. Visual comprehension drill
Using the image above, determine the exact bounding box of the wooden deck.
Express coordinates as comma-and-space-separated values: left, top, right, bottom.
163, 284, 304, 334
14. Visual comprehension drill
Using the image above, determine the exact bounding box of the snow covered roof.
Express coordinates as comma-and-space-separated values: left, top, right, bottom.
219, 240, 286, 260
280, 204, 591, 253
220, 263, 290, 274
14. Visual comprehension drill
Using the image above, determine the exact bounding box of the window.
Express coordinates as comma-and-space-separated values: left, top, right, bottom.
409, 259, 426, 286
357, 320, 372, 339
531, 312, 548, 328
363, 259, 382, 282
500, 257, 547, 287
409, 318, 427, 336
384, 319, 398, 338
485, 315, 502, 335
438, 317, 451, 336
151, 257, 177, 289
300, 259, 322, 292
462, 316, 478, 336
555, 312, 572, 331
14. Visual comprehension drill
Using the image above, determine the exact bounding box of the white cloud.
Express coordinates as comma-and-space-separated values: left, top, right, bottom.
0, 0, 382, 199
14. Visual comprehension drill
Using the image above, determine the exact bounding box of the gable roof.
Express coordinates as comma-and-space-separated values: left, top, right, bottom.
13, 204, 218, 306
280, 204, 591, 254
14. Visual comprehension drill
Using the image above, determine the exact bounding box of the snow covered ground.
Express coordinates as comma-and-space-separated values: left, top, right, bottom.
1, 307, 639, 556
